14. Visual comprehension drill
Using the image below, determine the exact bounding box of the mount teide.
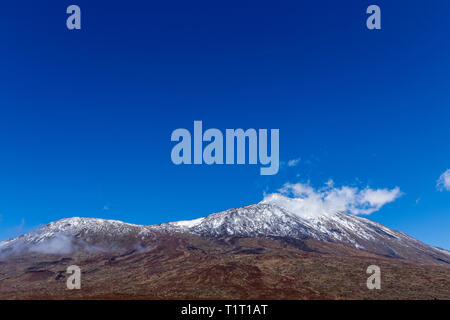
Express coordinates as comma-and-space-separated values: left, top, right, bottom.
0, 196, 449, 299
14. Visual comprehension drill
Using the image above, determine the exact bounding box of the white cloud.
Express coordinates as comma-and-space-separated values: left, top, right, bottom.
262, 180, 402, 217
287, 158, 301, 167
30, 233, 74, 255
437, 169, 450, 191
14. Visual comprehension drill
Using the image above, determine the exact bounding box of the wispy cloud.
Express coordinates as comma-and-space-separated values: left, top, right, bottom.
263, 180, 402, 217
437, 169, 450, 191
287, 158, 301, 167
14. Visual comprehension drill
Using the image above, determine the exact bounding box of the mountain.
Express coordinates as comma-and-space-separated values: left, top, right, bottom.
155, 195, 450, 265
1, 195, 449, 265
1, 196, 449, 299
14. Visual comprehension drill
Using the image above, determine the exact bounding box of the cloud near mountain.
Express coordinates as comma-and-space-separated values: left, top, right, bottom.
437, 169, 450, 191
264, 181, 402, 217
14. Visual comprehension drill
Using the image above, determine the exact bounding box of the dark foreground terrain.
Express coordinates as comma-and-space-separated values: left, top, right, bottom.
1, 233, 449, 300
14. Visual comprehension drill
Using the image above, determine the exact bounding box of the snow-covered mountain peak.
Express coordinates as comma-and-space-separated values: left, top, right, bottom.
0, 217, 154, 257
45, 217, 144, 232
155, 201, 376, 245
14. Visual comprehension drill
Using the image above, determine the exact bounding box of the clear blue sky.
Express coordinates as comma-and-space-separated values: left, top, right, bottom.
0, 1, 449, 249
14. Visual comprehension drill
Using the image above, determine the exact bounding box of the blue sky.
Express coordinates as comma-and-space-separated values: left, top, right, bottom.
0, 1, 449, 249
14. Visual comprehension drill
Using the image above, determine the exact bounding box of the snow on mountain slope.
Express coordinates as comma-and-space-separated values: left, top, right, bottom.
1, 196, 449, 264
0, 217, 155, 256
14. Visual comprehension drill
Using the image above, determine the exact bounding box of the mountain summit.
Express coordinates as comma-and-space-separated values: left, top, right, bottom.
155, 195, 449, 265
